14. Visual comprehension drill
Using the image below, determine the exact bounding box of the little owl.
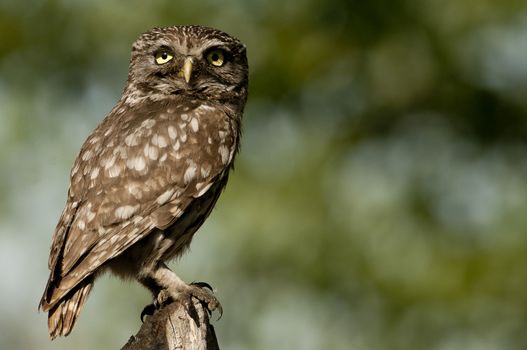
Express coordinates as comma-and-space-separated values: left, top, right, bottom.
39, 25, 248, 338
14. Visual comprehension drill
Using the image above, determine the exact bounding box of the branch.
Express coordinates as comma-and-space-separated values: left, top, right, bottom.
121, 298, 220, 350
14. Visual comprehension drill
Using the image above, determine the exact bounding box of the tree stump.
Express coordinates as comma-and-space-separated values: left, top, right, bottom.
121, 298, 220, 350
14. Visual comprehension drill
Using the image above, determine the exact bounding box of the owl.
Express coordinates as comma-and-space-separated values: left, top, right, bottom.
38, 25, 248, 338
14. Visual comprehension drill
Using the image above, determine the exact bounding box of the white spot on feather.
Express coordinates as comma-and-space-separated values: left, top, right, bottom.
89, 137, 100, 144
115, 205, 139, 220
104, 127, 114, 136
71, 163, 80, 176
168, 126, 177, 139
82, 150, 93, 161
86, 210, 96, 222
219, 145, 230, 164
90, 167, 100, 180
125, 133, 140, 146
157, 189, 175, 205
201, 164, 212, 178
190, 118, 199, 132
108, 164, 121, 177
200, 105, 214, 111
141, 119, 156, 128
170, 206, 183, 216
144, 144, 159, 160
172, 140, 180, 151
101, 156, 116, 169
152, 134, 168, 148
180, 129, 187, 142
127, 156, 146, 171
126, 183, 143, 199
184, 165, 197, 184
195, 182, 213, 197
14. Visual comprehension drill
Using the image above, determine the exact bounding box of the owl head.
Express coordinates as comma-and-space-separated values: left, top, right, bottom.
125, 25, 248, 106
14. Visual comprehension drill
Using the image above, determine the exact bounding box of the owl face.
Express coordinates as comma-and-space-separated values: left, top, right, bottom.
127, 26, 248, 101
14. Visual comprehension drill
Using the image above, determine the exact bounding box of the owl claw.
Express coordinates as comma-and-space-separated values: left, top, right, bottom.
187, 282, 223, 320
140, 303, 156, 322
140, 282, 223, 322
190, 281, 214, 291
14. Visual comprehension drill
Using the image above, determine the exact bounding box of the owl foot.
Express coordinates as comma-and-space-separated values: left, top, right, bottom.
161, 281, 223, 319
140, 303, 157, 322
140, 281, 222, 322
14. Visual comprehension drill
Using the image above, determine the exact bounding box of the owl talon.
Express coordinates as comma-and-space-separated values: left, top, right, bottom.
187, 283, 223, 320
140, 303, 156, 322
156, 282, 223, 320
190, 281, 214, 292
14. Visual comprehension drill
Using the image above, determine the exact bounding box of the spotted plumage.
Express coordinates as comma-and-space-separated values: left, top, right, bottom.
39, 25, 248, 338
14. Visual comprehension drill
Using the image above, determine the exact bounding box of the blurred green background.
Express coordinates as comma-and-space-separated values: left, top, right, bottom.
2, 0, 527, 349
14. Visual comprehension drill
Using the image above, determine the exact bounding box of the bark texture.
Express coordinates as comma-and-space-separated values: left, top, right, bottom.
121, 298, 219, 350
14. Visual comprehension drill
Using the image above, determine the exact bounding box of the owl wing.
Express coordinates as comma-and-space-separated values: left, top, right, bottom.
43, 100, 237, 307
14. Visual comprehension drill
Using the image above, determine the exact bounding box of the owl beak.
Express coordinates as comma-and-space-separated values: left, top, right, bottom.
180, 57, 194, 83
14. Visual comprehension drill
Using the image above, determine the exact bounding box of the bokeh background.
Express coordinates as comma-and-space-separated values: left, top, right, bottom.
2, 0, 527, 349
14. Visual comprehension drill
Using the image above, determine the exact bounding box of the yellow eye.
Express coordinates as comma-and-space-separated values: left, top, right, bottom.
206, 49, 225, 67
155, 50, 173, 65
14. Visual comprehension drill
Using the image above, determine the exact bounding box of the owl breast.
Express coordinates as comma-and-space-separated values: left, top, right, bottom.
65, 97, 240, 279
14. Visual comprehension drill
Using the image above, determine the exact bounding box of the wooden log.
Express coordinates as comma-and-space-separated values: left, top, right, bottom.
121, 298, 220, 350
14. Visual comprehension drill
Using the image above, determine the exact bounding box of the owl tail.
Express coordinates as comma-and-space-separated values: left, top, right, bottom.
43, 278, 94, 339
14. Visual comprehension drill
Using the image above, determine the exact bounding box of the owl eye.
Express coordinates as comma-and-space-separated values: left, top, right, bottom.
206, 49, 225, 67
154, 50, 174, 65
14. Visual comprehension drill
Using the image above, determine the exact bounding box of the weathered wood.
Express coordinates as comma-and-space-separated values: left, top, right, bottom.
121, 298, 220, 350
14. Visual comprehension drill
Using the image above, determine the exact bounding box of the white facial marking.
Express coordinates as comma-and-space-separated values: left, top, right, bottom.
181, 113, 189, 121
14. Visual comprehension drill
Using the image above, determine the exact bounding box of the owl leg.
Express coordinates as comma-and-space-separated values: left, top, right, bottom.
139, 263, 222, 319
